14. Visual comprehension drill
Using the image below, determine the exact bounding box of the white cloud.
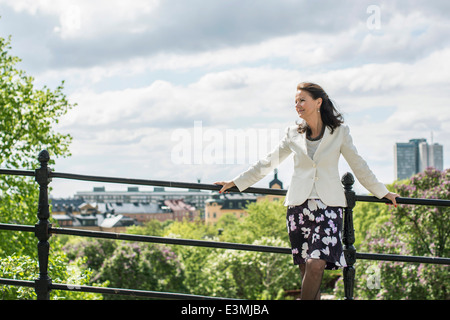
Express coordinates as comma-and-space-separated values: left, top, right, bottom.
2, 0, 160, 38
54, 42, 450, 194
2, 1, 450, 198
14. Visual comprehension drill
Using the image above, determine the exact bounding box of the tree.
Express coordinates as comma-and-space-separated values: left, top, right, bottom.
392, 168, 449, 258
0, 34, 73, 256
0, 32, 89, 300
200, 237, 301, 299
220, 198, 289, 245
97, 242, 186, 300
0, 252, 103, 300
0, 35, 73, 170
334, 168, 449, 299
352, 200, 390, 247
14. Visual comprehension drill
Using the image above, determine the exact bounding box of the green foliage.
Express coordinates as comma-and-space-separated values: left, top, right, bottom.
0, 178, 40, 257
63, 237, 119, 273
126, 199, 303, 300
0, 252, 103, 300
97, 242, 186, 300
335, 168, 449, 300
126, 219, 172, 237
62, 237, 186, 300
352, 201, 389, 247
164, 217, 218, 240
58, 199, 304, 300
392, 168, 449, 258
200, 237, 300, 299
219, 199, 289, 245
0, 35, 73, 170
0, 32, 75, 299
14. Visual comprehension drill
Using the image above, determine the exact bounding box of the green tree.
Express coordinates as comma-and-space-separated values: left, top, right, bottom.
163, 217, 218, 240
0, 32, 94, 300
352, 201, 390, 247
393, 168, 449, 258
0, 251, 104, 300
0, 35, 72, 170
334, 168, 449, 300
0, 34, 73, 255
62, 237, 119, 280
200, 237, 300, 299
220, 198, 289, 244
97, 242, 186, 300
126, 219, 172, 237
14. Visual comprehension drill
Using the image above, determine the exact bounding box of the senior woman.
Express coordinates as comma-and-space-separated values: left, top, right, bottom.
215, 82, 399, 300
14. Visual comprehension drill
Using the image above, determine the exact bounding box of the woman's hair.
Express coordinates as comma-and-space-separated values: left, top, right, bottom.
296, 82, 344, 134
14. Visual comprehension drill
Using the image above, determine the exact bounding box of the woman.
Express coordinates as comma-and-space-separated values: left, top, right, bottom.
215, 82, 399, 300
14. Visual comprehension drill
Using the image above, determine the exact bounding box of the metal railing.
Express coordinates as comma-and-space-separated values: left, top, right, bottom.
0, 150, 449, 300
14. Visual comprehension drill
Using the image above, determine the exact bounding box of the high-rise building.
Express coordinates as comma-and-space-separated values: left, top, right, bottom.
394, 138, 444, 180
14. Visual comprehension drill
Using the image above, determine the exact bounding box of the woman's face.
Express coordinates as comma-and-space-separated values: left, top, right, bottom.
295, 90, 321, 121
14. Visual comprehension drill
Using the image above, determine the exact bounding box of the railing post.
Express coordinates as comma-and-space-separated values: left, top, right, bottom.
341, 172, 356, 300
34, 150, 52, 300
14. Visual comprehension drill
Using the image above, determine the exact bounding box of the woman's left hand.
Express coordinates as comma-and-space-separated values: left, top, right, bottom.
384, 192, 400, 207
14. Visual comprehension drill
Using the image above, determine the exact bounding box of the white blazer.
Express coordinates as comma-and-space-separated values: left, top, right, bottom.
232, 124, 389, 207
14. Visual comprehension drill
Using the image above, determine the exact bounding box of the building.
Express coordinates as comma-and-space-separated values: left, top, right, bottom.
51, 205, 137, 232
259, 168, 284, 202
394, 138, 444, 180
50, 197, 199, 232
205, 192, 258, 224
74, 186, 210, 217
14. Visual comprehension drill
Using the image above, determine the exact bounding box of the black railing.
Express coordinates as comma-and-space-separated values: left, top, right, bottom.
0, 150, 449, 300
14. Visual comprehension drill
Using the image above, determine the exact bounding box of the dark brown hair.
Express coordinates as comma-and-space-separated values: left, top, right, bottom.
296, 82, 344, 134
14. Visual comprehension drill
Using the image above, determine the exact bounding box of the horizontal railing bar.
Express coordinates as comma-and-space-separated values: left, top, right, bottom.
1, 223, 449, 265
50, 226, 291, 254
357, 252, 450, 265
0, 278, 234, 300
0, 168, 35, 177
49, 171, 450, 206
51, 227, 450, 265
356, 195, 450, 207
2, 168, 449, 206
50, 283, 234, 300
0, 223, 35, 233
50, 171, 286, 195
0, 278, 35, 288
1, 223, 449, 264
48, 171, 450, 206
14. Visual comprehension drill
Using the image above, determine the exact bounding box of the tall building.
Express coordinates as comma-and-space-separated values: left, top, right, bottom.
394, 138, 443, 180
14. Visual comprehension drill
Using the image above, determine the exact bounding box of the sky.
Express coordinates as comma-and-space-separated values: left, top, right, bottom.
1, 0, 449, 198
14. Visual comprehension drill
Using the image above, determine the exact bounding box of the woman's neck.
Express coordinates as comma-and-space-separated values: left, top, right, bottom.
307, 118, 324, 139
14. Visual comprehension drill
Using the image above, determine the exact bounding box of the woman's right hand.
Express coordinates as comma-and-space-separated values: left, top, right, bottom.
213, 180, 236, 193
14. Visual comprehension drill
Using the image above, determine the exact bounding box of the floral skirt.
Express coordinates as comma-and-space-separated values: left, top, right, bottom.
286, 199, 347, 270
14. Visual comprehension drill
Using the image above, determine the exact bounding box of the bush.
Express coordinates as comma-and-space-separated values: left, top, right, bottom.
0, 252, 103, 300
97, 242, 186, 299
334, 168, 449, 300
199, 237, 301, 299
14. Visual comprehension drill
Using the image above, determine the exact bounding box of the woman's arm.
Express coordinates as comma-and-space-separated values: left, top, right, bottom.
215, 126, 293, 193
340, 125, 398, 202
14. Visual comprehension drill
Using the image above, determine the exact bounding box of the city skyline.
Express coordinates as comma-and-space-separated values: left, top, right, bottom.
394, 138, 444, 180
0, 1, 449, 198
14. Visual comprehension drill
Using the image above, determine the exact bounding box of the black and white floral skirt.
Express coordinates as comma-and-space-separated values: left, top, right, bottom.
286, 199, 347, 270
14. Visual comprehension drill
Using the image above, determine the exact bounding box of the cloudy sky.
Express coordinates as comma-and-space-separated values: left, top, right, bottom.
1, 0, 449, 198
